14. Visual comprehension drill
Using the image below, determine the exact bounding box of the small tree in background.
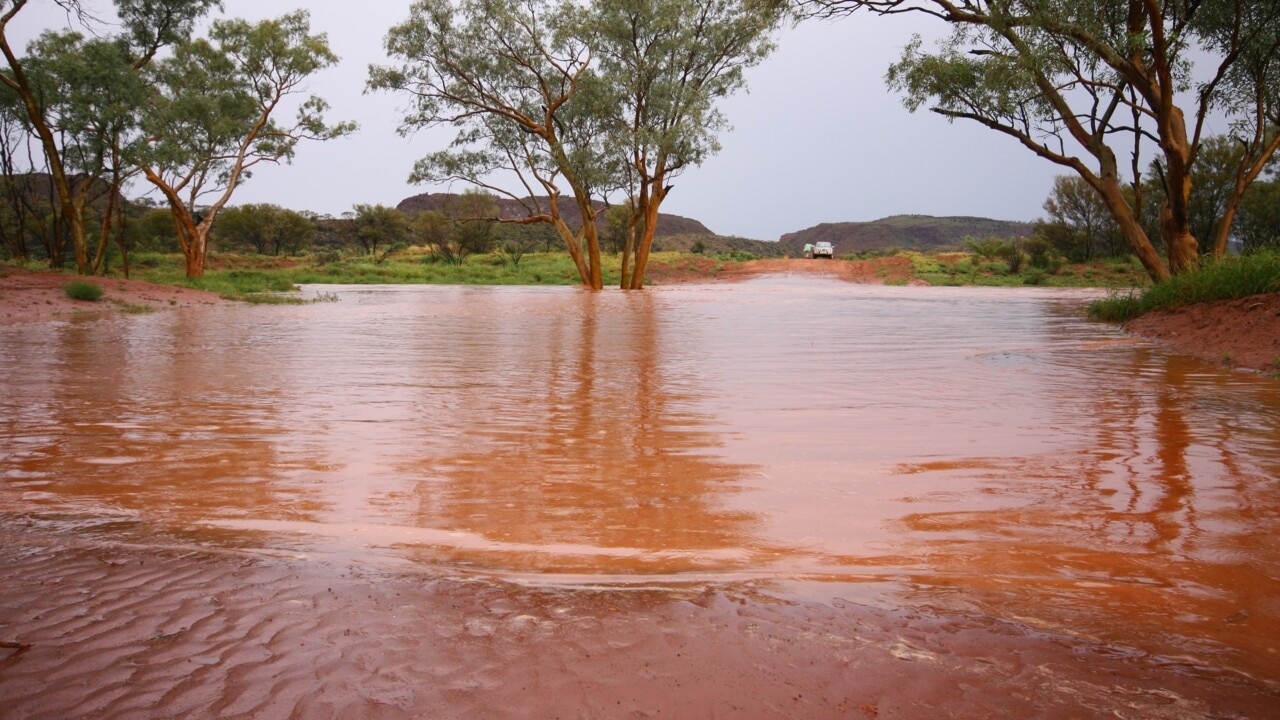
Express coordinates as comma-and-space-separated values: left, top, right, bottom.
215, 204, 313, 256
1238, 179, 1280, 253
963, 236, 1009, 262
495, 224, 550, 267
1041, 176, 1126, 262
350, 203, 409, 258
436, 190, 497, 266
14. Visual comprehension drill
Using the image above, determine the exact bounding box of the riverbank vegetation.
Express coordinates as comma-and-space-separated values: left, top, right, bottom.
3, 244, 1162, 298
1087, 250, 1280, 323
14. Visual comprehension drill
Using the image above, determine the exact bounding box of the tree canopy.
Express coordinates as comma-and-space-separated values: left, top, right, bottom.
0, 0, 219, 274
370, 0, 784, 289
138, 10, 356, 278
0, 2, 353, 278
804, 0, 1280, 282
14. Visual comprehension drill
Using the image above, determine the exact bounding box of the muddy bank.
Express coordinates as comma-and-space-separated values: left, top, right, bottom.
0, 537, 1273, 720
1124, 292, 1280, 374
0, 268, 229, 323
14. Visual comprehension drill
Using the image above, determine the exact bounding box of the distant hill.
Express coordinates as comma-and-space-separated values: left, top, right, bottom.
395, 196, 1032, 259
397, 192, 714, 238
779, 215, 1035, 255
639, 233, 784, 257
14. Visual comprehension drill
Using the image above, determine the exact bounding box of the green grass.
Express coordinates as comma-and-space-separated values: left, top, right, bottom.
1088, 250, 1280, 322
130, 252, 626, 294
63, 280, 103, 301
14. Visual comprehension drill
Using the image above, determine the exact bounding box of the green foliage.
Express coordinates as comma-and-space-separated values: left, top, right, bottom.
63, 280, 103, 301
963, 236, 1011, 261
1087, 291, 1145, 323
865, 0, 1280, 281
444, 190, 499, 261
900, 251, 941, 274
350, 204, 409, 258
1088, 250, 1280, 321
369, 0, 782, 288
494, 223, 550, 267
1039, 175, 1130, 261
128, 251, 630, 290
1005, 238, 1025, 274
215, 204, 313, 256
1022, 269, 1049, 286
1024, 236, 1065, 273
1238, 178, 1280, 253
142, 11, 355, 174
128, 209, 182, 253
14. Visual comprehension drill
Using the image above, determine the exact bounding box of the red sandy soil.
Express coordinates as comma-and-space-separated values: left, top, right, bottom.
1124, 292, 1280, 374
0, 267, 230, 323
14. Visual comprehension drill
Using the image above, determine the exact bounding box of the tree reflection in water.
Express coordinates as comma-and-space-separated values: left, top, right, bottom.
888, 347, 1280, 682
0, 313, 331, 546
394, 290, 765, 576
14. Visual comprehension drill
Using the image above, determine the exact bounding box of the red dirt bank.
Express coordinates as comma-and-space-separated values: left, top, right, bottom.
0, 267, 229, 323
1123, 292, 1280, 374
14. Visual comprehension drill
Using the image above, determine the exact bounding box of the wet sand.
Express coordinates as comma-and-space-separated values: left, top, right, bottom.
2, 534, 1274, 719
0, 268, 229, 324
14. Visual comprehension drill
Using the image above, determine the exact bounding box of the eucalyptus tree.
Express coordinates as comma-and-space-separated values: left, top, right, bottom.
587, 0, 784, 288
22, 31, 147, 273
1136, 135, 1279, 256
804, 0, 1280, 283
0, 0, 219, 273
137, 10, 356, 278
350, 203, 409, 257
371, 0, 782, 289
369, 0, 614, 288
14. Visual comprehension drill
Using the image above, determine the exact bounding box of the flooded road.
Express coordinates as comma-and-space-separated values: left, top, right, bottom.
2, 278, 1278, 717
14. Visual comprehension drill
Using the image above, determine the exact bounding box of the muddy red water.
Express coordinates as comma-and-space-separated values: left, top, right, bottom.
2, 278, 1278, 718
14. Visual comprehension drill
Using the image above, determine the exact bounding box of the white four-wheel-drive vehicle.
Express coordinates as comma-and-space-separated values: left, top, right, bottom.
812, 241, 834, 258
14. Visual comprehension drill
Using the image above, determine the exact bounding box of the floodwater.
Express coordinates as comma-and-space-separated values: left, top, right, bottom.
2, 277, 1279, 716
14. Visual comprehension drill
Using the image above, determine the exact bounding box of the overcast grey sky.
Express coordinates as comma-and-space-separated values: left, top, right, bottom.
14, 1, 1066, 241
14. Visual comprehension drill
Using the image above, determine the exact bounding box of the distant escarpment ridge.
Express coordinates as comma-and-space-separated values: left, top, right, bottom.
779, 215, 1036, 256
396, 192, 713, 238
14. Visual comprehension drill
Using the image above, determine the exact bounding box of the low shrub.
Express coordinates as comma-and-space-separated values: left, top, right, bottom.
64, 280, 103, 301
